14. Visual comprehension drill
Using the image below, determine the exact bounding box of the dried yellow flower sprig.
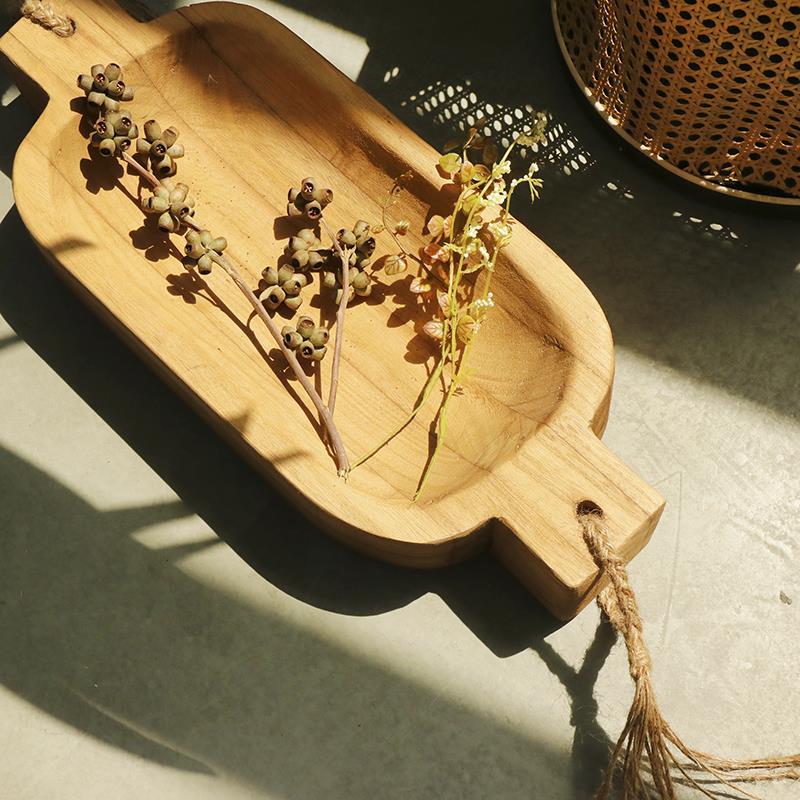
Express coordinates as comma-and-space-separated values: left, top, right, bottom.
356, 112, 548, 498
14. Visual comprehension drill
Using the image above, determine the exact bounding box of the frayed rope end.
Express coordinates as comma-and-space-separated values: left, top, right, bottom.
577, 502, 800, 799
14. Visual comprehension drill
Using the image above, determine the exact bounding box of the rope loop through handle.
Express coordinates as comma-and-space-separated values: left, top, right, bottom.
20, 0, 75, 37
577, 500, 800, 799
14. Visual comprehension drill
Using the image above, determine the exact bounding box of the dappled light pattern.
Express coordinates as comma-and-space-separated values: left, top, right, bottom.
382, 69, 595, 179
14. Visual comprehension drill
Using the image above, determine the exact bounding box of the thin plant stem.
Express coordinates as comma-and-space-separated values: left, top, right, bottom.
320, 218, 350, 418
120, 150, 159, 189
352, 358, 444, 469
181, 217, 350, 475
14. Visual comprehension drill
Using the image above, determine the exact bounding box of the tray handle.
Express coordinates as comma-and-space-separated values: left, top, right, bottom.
491, 421, 664, 620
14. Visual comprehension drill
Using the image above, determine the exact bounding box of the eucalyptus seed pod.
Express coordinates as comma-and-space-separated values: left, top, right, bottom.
113, 136, 131, 153
303, 200, 322, 221
106, 79, 125, 99
282, 327, 303, 349
296, 316, 316, 339
197, 254, 213, 275
338, 229, 357, 248
171, 200, 192, 218
282, 277, 305, 297
298, 228, 317, 244
298, 341, 316, 360
309, 327, 329, 347
162, 127, 179, 148
356, 234, 376, 257
86, 91, 105, 108
355, 282, 373, 298
290, 249, 309, 270
97, 138, 116, 157
92, 72, 107, 92
90, 63, 104, 77
167, 143, 184, 159
112, 112, 132, 134
347, 250, 359, 267
153, 156, 176, 178
121, 85, 135, 102
262, 286, 286, 310
128, 123, 139, 140
157, 211, 178, 233
287, 203, 303, 218
169, 184, 189, 204
185, 239, 205, 260
261, 266, 279, 286
150, 139, 168, 159
210, 237, 227, 253
355, 256, 371, 270
277, 264, 295, 285
103, 110, 121, 131
288, 235, 308, 253
142, 195, 169, 214
105, 63, 121, 81
300, 177, 316, 200
312, 187, 333, 207
351, 271, 370, 291
283, 296, 303, 312
353, 219, 370, 238
322, 271, 337, 289
200, 230, 212, 247
103, 97, 120, 113
136, 138, 151, 156
310, 345, 328, 362
144, 120, 161, 141
169, 183, 192, 209
307, 251, 325, 270
94, 117, 114, 138
77, 74, 93, 93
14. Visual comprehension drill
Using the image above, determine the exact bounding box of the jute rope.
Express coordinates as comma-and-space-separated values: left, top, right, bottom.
19, 0, 75, 36
577, 501, 800, 799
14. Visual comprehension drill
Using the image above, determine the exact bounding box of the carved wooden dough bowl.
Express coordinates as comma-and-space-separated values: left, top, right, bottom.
0, 0, 664, 619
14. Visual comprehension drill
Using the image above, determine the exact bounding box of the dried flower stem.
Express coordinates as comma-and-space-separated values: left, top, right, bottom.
119, 150, 350, 474
352, 359, 444, 470
355, 128, 544, 498
320, 218, 350, 418
215, 251, 350, 474
120, 151, 159, 190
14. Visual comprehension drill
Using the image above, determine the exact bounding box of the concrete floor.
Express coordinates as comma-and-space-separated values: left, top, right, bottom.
1, 1, 798, 798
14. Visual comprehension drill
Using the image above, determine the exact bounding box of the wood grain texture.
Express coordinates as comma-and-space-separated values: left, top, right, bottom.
0, 0, 664, 620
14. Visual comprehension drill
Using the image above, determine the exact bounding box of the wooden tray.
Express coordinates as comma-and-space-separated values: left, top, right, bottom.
0, 0, 663, 620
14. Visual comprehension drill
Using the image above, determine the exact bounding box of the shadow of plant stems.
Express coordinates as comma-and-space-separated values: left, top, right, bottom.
0, 199, 563, 640
0, 200, 626, 792
0, 442, 588, 798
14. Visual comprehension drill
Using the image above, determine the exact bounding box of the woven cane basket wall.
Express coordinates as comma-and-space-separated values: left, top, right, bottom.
553, 0, 800, 203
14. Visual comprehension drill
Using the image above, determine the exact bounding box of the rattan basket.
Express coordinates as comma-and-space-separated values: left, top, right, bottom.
553, 0, 800, 205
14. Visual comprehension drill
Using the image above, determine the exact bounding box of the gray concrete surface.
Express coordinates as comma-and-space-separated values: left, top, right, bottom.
0, 1, 798, 798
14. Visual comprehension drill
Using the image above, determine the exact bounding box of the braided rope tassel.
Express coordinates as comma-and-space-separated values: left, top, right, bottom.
577, 502, 800, 799
20, 0, 75, 36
